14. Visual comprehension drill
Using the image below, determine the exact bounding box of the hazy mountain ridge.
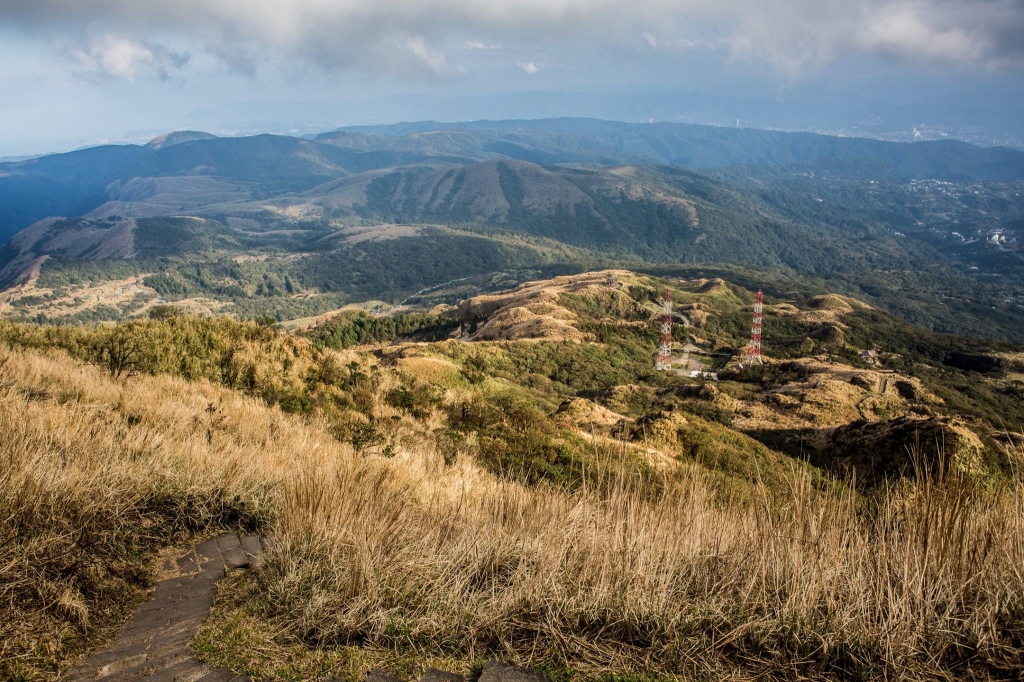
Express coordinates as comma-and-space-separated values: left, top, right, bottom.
340, 118, 1024, 177
0, 158, 938, 288
333, 160, 939, 272
316, 127, 649, 167
4, 117, 1024, 244
145, 130, 218, 149
0, 135, 463, 243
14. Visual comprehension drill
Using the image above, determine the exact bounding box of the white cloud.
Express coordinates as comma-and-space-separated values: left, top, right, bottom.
517, 60, 540, 74
404, 35, 447, 73
70, 36, 188, 81
465, 40, 501, 50
720, 0, 1023, 76
643, 31, 724, 51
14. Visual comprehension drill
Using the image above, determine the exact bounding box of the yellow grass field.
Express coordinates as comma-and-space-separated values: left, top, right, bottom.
3, 338, 1024, 681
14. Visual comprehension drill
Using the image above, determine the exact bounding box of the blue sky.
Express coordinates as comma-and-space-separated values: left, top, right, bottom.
1, 0, 1022, 156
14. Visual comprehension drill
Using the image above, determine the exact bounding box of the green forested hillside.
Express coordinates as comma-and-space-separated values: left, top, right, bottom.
347, 161, 941, 273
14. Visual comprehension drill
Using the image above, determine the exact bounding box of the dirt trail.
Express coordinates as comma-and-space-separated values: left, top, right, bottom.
63, 533, 265, 682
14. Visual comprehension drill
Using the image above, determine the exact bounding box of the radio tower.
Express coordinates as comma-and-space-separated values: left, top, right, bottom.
656, 288, 673, 371
746, 289, 764, 366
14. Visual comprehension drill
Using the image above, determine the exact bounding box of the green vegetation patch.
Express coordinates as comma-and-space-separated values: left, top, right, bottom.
310, 311, 459, 350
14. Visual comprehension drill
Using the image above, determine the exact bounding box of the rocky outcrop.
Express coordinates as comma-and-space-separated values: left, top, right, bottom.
821, 416, 988, 486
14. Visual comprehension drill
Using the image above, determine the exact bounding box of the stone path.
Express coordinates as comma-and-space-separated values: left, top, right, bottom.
63, 533, 265, 682
63, 534, 547, 682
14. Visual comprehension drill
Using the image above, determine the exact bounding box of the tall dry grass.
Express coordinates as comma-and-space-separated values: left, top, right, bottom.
3, 341, 1023, 680
0, 344, 350, 680
261, 436, 1024, 679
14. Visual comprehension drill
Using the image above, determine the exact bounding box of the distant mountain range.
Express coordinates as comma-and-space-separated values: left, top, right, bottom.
1, 117, 1023, 341
336, 118, 1024, 176
3, 117, 1024, 244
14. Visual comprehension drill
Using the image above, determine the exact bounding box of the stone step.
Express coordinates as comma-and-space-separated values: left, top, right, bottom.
62, 533, 269, 682
367, 670, 403, 682
216, 533, 241, 551
132, 655, 204, 682
221, 546, 249, 569
478, 662, 549, 682
240, 536, 263, 568
100, 650, 195, 681
216, 533, 249, 570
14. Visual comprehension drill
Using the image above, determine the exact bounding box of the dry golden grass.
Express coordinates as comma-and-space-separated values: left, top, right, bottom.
249, 442, 1024, 680
0, 344, 349, 680
3, 341, 1024, 681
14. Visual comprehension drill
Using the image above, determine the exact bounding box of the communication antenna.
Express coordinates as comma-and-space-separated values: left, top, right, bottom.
656, 288, 673, 371
746, 289, 764, 366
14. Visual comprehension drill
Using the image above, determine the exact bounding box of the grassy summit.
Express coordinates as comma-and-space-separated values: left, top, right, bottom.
2, 270, 1023, 681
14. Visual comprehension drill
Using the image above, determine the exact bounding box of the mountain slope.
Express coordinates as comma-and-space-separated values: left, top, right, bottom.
312, 159, 942, 272
315, 127, 650, 166
3, 119, 1024, 341
4, 157, 936, 278
0, 135, 464, 242
5, 156, 1020, 341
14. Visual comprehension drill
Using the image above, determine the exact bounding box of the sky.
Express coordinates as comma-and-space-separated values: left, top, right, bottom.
1, 0, 1023, 156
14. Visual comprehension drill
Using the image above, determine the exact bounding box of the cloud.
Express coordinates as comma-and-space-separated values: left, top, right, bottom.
517, 60, 540, 74
70, 36, 189, 81
720, 0, 1024, 76
404, 35, 447, 74
643, 31, 724, 51
855, 3, 990, 64
1, 0, 1022, 81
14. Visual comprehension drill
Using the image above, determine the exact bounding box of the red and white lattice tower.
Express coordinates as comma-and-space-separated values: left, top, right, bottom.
746, 289, 764, 366
656, 288, 673, 371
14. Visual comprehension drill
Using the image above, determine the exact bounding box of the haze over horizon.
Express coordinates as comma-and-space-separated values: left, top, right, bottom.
2, 0, 1024, 156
